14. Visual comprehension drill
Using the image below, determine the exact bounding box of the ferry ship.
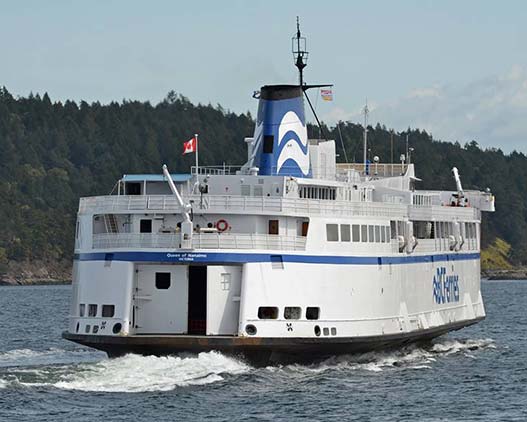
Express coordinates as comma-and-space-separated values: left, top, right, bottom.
63, 22, 495, 364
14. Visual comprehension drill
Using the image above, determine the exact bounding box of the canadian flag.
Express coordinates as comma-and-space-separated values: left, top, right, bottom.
182, 136, 197, 155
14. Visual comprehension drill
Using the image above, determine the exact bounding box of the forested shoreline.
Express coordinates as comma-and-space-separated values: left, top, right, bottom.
1, 87, 526, 283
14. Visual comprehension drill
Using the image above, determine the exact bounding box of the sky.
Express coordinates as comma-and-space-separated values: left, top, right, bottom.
1, 0, 526, 152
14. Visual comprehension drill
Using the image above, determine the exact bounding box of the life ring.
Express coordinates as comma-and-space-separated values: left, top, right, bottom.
216, 219, 229, 232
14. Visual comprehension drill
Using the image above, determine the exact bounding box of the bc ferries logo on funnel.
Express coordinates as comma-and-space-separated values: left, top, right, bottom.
276, 111, 310, 176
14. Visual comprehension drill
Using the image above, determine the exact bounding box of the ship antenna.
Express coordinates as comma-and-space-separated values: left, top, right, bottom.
292, 16, 308, 86
292, 18, 331, 145
363, 100, 369, 171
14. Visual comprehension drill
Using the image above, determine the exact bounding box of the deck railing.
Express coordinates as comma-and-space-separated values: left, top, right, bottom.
80, 194, 410, 218
79, 194, 479, 220
336, 163, 408, 177
92, 232, 307, 251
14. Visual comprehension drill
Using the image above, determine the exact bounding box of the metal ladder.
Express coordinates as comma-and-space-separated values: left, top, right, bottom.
103, 214, 119, 233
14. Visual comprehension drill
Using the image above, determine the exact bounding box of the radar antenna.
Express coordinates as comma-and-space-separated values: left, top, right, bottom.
363, 101, 369, 170
292, 16, 308, 86
292, 18, 332, 144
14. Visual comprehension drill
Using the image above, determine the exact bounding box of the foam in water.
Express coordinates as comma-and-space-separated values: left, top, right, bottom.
2, 338, 495, 392
279, 337, 496, 374
0, 347, 104, 368
53, 351, 250, 392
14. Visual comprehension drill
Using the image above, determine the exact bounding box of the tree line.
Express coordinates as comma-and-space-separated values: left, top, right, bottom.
0, 87, 525, 272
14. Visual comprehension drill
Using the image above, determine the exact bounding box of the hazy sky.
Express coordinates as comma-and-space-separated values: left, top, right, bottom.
1, 0, 526, 152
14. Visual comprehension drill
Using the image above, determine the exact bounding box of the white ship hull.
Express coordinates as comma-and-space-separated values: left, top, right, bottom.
64, 249, 485, 364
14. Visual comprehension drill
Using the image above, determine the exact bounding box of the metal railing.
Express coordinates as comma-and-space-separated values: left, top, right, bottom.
336, 163, 408, 177
80, 194, 410, 218
191, 165, 243, 175
92, 232, 307, 251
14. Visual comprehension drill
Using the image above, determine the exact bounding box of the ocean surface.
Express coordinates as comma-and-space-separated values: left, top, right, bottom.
0, 281, 525, 422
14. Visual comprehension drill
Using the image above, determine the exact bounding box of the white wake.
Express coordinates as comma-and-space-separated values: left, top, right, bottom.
279, 338, 496, 374
53, 351, 249, 392
0, 347, 103, 368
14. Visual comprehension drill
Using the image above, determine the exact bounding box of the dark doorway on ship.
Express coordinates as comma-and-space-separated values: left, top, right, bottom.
188, 266, 207, 335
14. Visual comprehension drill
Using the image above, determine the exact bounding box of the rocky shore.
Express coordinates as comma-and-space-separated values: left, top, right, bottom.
481, 267, 527, 281
0, 260, 71, 286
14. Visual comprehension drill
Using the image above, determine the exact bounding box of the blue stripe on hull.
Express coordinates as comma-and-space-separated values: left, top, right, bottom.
74, 251, 480, 265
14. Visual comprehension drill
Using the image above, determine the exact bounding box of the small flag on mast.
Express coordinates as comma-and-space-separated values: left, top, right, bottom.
321, 89, 333, 101
182, 136, 197, 155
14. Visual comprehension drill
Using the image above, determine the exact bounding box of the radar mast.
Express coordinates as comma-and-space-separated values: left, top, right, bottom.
292, 16, 308, 86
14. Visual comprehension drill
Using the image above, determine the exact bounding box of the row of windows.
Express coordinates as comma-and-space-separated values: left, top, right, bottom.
326, 224, 391, 243
299, 186, 337, 200
258, 306, 320, 320
327, 221, 479, 243
411, 221, 478, 240
79, 303, 115, 318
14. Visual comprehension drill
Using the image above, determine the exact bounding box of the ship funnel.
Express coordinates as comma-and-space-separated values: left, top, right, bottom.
252, 85, 311, 178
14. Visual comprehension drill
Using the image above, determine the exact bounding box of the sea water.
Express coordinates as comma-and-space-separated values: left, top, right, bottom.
0, 281, 525, 421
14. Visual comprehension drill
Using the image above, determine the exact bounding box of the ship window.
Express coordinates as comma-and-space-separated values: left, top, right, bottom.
390, 221, 397, 239
467, 223, 474, 239
340, 224, 351, 242
306, 307, 320, 320
369, 225, 374, 242
102, 305, 115, 318
301, 221, 309, 237
361, 225, 368, 242
140, 219, 152, 233
326, 224, 339, 242
352, 225, 360, 242
375, 225, 381, 242
155, 272, 171, 289
331, 327, 337, 335
268, 220, 279, 235
386, 226, 391, 242
381, 226, 386, 243
284, 307, 301, 320
88, 304, 97, 317
323, 327, 329, 336
79, 304, 85, 317
258, 307, 278, 319
263, 135, 274, 153
125, 182, 141, 195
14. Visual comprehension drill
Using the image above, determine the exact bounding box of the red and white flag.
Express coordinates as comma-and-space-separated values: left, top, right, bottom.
182, 136, 197, 155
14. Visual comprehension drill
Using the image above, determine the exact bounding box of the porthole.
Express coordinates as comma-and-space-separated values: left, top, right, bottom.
85, 324, 91, 334
331, 327, 337, 336
314, 325, 321, 336
323, 327, 329, 336
76, 322, 80, 333
92, 325, 99, 334
112, 323, 122, 334
245, 324, 257, 336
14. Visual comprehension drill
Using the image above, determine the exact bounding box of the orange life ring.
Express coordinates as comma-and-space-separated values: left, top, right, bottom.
216, 219, 229, 232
